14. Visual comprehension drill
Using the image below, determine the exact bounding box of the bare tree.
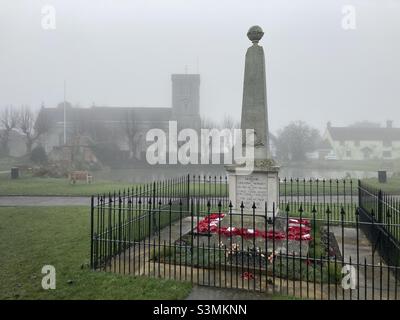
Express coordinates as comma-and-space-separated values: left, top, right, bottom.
222, 114, 240, 130
71, 111, 89, 144
201, 116, 220, 129
67, 111, 92, 162
201, 115, 239, 130
18, 106, 50, 154
0, 105, 19, 156
276, 121, 321, 162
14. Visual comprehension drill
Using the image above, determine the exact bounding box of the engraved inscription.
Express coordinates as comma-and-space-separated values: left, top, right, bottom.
236, 174, 268, 210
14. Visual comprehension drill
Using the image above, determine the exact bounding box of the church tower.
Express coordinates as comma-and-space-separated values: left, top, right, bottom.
171, 74, 201, 131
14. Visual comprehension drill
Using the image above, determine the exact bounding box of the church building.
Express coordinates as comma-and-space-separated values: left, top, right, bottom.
36, 74, 201, 160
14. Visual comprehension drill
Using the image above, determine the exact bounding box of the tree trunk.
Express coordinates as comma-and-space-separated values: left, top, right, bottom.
0, 138, 10, 157
26, 140, 33, 155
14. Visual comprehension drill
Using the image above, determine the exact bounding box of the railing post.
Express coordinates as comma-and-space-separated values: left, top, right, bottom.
108, 193, 112, 270
378, 189, 383, 224
152, 181, 157, 235
90, 195, 94, 269
118, 193, 122, 254
187, 174, 190, 211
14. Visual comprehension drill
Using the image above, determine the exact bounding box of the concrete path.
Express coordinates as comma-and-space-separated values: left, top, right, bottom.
331, 226, 400, 299
186, 286, 272, 300
0, 196, 90, 206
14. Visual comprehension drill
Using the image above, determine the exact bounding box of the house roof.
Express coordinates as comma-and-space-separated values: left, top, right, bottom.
327, 126, 400, 141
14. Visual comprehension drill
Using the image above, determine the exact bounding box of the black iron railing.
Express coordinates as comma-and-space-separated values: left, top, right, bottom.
359, 180, 400, 271
90, 175, 400, 300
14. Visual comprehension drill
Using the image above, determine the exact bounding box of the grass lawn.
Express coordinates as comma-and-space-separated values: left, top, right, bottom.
0, 175, 138, 196
280, 177, 400, 196
0, 173, 398, 197
299, 159, 400, 172
0, 206, 192, 300
361, 177, 400, 194
0, 174, 227, 197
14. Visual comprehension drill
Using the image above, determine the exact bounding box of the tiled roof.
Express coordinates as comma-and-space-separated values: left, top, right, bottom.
327, 127, 400, 141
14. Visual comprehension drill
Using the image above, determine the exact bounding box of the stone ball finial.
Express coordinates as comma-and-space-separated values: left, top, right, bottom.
247, 25, 264, 44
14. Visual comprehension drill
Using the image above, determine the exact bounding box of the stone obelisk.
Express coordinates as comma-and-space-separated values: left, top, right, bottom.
226, 26, 280, 216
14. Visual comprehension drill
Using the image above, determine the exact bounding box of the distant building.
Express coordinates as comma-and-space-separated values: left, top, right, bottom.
323, 121, 400, 160
0, 129, 26, 157
37, 74, 201, 160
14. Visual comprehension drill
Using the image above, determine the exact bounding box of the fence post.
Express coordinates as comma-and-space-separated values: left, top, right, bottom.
187, 174, 190, 211
378, 189, 383, 224
357, 179, 362, 210
90, 195, 94, 269
152, 181, 157, 234
118, 192, 122, 254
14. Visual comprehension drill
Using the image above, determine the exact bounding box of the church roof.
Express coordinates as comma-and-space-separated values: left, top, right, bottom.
91, 106, 172, 122
37, 105, 172, 125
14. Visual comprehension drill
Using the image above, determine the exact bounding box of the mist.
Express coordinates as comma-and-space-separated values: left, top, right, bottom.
1, 0, 399, 134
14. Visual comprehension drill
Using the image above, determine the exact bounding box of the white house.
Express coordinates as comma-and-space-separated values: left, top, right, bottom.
323, 121, 400, 160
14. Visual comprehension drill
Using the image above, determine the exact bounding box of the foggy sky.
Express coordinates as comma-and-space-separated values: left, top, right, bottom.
1, 0, 399, 134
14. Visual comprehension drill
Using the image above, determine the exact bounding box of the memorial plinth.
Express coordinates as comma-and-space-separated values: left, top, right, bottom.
226, 160, 279, 216
226, 26, 280, 217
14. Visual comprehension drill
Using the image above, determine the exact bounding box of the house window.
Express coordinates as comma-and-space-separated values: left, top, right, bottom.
354, 140, 360, 147
383, 151, 392, 158
362, 147, 372, 160
346, 150, 351, 157
383, 140, 392, 147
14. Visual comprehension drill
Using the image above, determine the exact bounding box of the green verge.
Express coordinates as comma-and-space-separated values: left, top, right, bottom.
0, 175, 226, 197
0, 173, 398, 197
361, 177, 400, 195
0, 175, 138, 196
0, 206, 191, 300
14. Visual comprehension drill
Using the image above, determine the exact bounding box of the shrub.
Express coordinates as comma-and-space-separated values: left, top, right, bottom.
91, 143, 122, 166
30, 146, 48, 164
